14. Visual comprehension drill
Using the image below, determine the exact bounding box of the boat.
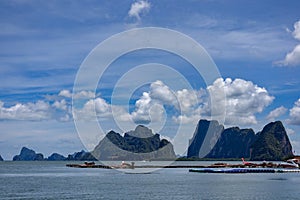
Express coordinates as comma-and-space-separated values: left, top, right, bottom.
241, 158, 258, 167
278, 159, 299, 168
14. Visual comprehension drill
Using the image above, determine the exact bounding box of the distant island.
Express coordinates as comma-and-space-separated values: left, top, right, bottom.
12, 147, 97, 162
188, 120, 294, 161
11, 125, 176, 161
8, 119, 295, 161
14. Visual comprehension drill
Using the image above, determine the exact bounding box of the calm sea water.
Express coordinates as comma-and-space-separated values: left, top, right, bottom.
0, 161, 300, 200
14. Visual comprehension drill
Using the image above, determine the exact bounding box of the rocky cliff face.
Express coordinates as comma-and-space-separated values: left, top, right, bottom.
47, 153, 66, 161
13, 147, 44, 161
187, 120, 224, 158
65, 150, 96, 161
250, 121, 294, 161
92, 125, 176, 160
205, 127, 256, 159
187, 120, 294, 161
0, 155, 3, 161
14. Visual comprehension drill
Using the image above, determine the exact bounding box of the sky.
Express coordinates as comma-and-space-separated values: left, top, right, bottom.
1, 0, 300, 160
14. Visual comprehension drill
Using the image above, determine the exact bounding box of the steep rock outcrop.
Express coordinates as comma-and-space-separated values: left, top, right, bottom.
250, 121, 293, 161
66, 150, 96, 161
13, 147, 44, 161
205, 127, 256, 158
0, 155, 3, 161
47, 153, 66, 161
187, 120, 224, 158
92, 125, 176, 160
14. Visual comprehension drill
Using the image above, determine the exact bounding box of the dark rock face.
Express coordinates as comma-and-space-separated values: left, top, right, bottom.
205, 127, 256, 159
66, 150, 96, 161
187, 120, 294, 161
250, 121, 294, 161
92, 125, 176, 160
13, 147, 44, 161
0, 155, 3, 161
187, 120, 224, 158
47, 153, 66, 161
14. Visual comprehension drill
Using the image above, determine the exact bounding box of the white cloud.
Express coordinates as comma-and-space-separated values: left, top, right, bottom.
287, 98, 300, 125
131, 92, 165, 124
59, 90, 95, 99
286, 128, 295, 135
131, 92, 152, 124
0, 98, 73, 122
130, 78, 273, 127
172, 114, 201, 125
129, 78, 274, 127
0, 78, 275, 129
266, 106, 287, 121
130, 81, 203, 125
176, 89, 203, 113
58, 90, 72, 98
73, 90, 95, 99
75, 98, 111, 120
53, 99, 68, 111
276, 20, 300, 67
59, 114, 71, 122
0, 100, 51, 121
292, 20, 300, 41
128, 0, 150, 20
149, 80, 177, 106
207, 78, 274, 126
276, 44, 300, 66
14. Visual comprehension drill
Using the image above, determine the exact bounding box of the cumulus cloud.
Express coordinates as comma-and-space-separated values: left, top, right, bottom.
176, 89, 203, 113
131, 92, 165, 124
59, 90, 95, 99
292, 20, 300, 40
0, 78, 275, 128
149, 80, 177, 106
276, 20, 300, 67
208, 78, 274, 126
266, 106, 287, 121
130, 78, 274, 127
128, 0, 150, 21
277, 44, 300, 66
0, 100, 51, 121
74, 98, 111, 120
287, 98, 300, 125
130, 80, 202, 125
53, 99, 68, 111
58, 90, 72, 98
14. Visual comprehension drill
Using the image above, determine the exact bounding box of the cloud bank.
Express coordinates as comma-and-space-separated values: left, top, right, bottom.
0, 78, 283, 128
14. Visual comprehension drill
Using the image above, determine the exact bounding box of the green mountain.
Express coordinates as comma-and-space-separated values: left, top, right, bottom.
65, 150, 96, 161
13, 147, 44, 161
187, 119, 224, 158
250, 121, 293, 161
205, 127, 256, 159
92, 125, 176, 160
47, 153, 66, 161
187, 120, 294, 161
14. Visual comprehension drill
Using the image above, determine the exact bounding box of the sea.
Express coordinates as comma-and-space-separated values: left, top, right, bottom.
0, 161, 300, 200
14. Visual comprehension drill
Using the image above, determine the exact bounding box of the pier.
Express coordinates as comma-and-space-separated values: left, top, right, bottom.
66, 160, 300, 172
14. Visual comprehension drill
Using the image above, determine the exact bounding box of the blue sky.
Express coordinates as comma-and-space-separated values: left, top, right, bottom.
1, 0, 300, 159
